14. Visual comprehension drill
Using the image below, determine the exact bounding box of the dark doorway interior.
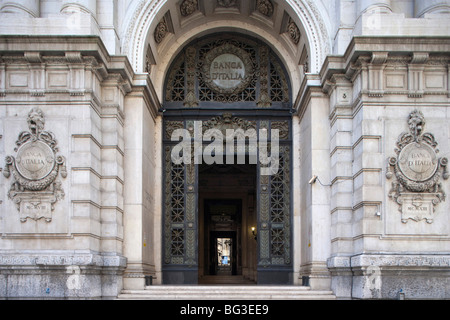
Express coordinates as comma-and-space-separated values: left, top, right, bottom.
199, 161, 257, 284
204, 200, 241, 276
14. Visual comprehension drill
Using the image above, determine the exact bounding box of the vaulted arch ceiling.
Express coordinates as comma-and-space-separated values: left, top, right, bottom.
120, 0, 331, 101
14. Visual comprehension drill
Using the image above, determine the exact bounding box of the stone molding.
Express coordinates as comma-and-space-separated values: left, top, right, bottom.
0, 37, 135, 103
0, 252, 127, 268
318, 38, 450, 106
121, 0, 330, 73
328, 254, 450, 269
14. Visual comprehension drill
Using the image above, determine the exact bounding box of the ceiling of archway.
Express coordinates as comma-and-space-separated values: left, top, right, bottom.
152, 0, 302, 48
147, 0, 308, 70
122, 0, 331, 102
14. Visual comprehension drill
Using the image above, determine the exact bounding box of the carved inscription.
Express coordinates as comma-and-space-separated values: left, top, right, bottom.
386, 110, 448, 224
3, 108, 66, 223
398, 143, 438, 182
400, 194, 434, 224
16, 141, 55, 180
20, 199, 52, 223
202, 43, 255, 95
210, 54, 245, 89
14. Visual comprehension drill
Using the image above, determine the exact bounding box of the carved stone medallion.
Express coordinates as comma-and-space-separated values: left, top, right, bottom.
16, 140, 55, 181
398, 142, 438, 182
386, 110, 448, 224
3, 108, 67, 222
201, 43, 255, 95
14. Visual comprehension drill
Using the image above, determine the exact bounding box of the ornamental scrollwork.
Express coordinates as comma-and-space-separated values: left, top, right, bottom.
256, 0, 274, 17
180, 0, 198, 17
3, 108, 67, 222
202, 113, 256, 136
386, 110, 448, 224
154, 17, 168, 44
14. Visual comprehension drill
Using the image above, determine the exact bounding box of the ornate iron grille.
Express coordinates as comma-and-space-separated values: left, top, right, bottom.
170, 163, 185, 223
269, 60, 289, 103
165, 147, 184, 264
164, 34, 291, 108
162, 34, 293, 284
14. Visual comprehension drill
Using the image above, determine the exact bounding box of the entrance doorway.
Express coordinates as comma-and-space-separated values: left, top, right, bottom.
161, 34, 294, 285
199, 163, 257, 284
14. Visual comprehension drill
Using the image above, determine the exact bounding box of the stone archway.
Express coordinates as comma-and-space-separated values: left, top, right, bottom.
161, 33, 293, 285
120, 0, 332, 288
120, 0, 331, 77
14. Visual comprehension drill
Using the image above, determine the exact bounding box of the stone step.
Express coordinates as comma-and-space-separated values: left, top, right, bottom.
117, 286, 336, 300
198, 275, 256, 285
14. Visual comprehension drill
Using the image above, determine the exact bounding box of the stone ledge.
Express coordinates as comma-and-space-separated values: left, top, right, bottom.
328, 254, 450, 269
0, 251, 127, 268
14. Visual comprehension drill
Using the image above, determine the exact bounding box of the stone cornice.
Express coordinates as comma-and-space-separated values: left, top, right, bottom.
0, 35, 134, 89
129, 73, 161, 120
320, 36, 450, 86
0, 35, 165, 108
292, 73, 323, 119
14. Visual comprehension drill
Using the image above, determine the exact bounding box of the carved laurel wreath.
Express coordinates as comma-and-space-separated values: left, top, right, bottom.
3, 108, 67, 197
387, 110, 448, 203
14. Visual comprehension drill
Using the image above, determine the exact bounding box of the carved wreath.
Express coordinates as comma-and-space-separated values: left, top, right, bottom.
387, 110, 448, 205
201, 43, 256, 96
3, 108, 67, 221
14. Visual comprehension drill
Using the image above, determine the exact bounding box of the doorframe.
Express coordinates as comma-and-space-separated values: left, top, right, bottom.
209, 231, 237, 276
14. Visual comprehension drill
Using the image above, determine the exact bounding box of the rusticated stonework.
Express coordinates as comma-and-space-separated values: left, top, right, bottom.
3, 108, 67, 222
386, 110, 449, 224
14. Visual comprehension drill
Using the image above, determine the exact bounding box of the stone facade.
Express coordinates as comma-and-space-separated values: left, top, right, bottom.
0, 0, 449, 299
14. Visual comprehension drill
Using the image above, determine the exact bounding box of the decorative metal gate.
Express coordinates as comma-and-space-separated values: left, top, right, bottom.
162, 34, 293, 284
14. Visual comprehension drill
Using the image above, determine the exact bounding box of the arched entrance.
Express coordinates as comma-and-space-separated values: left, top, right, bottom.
162, 34, 293, 285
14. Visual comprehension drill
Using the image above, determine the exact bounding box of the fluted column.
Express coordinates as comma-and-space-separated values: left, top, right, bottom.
0, 0, 40, 17
415, 0, 450, 17
60, 0, 97, 18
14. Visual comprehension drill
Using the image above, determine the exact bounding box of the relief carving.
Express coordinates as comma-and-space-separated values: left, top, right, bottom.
202, 113, 256, 136
3, 108, 67, 222
287, 18, 301, 45
271, 121, 289, 140
154, 17, 168, 44
180, 0, 198, 17
386, 110, 448, 223
201, 43, 255, 96
256, 0, 274, 17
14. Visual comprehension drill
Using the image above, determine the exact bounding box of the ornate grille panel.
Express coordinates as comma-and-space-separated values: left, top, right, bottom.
164, 143, 197, 266
162, 34, 293, 283
165, 59, 185, 102
164, 35, 291, 108
269, 60, 289, 103
170, 163, 185, 223
164, 119, 291, 271
258, 142, 291, 266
